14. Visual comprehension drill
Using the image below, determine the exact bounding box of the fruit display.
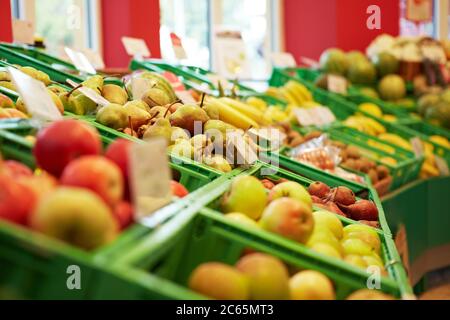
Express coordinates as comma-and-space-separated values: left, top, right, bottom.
0, 119, 192, 250
187, 253, 394, 300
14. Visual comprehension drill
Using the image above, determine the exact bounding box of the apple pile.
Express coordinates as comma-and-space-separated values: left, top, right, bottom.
187, 252, 395, 300
0, 119, 188, 250
219, 176, 385, 274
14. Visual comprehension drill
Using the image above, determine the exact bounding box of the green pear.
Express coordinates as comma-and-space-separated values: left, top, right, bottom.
169, 104, 210, 135
125, 100, 151, 113
149, 106, 171, 121
0, 81, 16, 92
68, 94, 97, 115
203, 101, 220, 120
60, 93, 83, 115
143, 118, 173, 144
96, 103, 129, 129
19, 66, 52, 85
82, 75, 104, 94
102, 84, 129, 105
168, 139, 195, 159
142, 87, 173, 107
0, 71, 11, 81
171, 127, 190, 141
124, 103, 151, 130
204, 120, 236, 145
203, 155, 233, 173
0, 93, 14, 109
47, 90, 64, 114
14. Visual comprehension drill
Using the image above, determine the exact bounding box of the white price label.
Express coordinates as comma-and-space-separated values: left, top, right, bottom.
226, 131, 258, 166
12, 20, 34, 45
122, 37, 151, 58
294, 107, 336, 127
410, 137, 424, 157
176, 90, 197, 104
129, 138, 172, 219
67, 79, 110, 107
328, 74, 348, 94
271, 52, 297, 68
81, 48, 105, 70
435, 156, 449, 176
8, 67, 62, 123
131, 77, 154, 100
65, 47, 97, 75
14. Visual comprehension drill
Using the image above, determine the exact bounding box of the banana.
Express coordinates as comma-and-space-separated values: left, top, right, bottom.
359, 117, 386, 136
246, 97, 268, 112
279, 87, 299, 105
285, 81, 306, 104
421, 162, 440, 177
367, 140, 396, 155
288, 81, 313, 101
265, 87, 286, 101
209, 98, 259, 130
378, 133, 413, 151
429, 135, 450, 149
219, 97, 271, 126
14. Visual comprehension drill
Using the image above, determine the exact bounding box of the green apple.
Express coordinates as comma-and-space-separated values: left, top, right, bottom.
342, 238, 374, 256
310, 243, 342, 260
307, 227, 344, 255
268, 181, 312, 208
344, 230, 381, 254
29, 187, 119, 250
344, 255, 367, 269
313, 210, 344, 239
221, 176, 268, 220
225, 213, 260, 228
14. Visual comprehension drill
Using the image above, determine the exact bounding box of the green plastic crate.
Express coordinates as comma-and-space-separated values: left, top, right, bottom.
115, 170, 411, 299
0, 120, 238, 299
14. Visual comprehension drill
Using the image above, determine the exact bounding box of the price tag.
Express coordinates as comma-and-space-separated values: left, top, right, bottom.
410, 137, 424, 157
122, 37, 151, 58
8, 67, 62, 123
67, 79, 110, 107
294, 107, 336, 127
170, 32, 188, 60
248, 128, 287, 149
65, 47, 96, 75
176, 90, 197, 104
327, 74, 348, 94
271, 52, 296, 68
131, 77, 154, 100
12, 20, 34, 45
435, 156, 450, 176
226, 131, 258, 166
129, 138, 172, 219
81, 48, 105, 70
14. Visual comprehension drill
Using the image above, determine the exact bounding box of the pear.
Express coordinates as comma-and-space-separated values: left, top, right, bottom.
169, 102, 184, 113
102, 84, 129, 105
125, 100, 151, 113
142, 87, 172, 107
149, 106, 172, 123
124, 103, 151, 130
68, 94, 97, 115
203, 155, 233, 173
0, 93, 14, 109
204, 120, 236, 145
48, 85, 67, 95
203, 101, 220, 120
143, 118, 173, 144
82, 75, 104, 94
47, 90, 64, 114
60, 93, 83, 115
171, 127, 190, 141
19, 66, 52, 85
168, 139, 194, 159
170, 104, 210, 135
0, 81, 16, 92
96, 103, 129, 129
0, 71, 11, 81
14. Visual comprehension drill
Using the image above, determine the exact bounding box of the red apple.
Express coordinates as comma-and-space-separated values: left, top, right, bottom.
18, 172, 58, 203
0, 174, 36, 225
171, 180, 189, 198
3, 160, 33, 178
33, 120, 102, 177
113, 201, 134, 230
105, 139, 132, 180
61, 156, 124, 207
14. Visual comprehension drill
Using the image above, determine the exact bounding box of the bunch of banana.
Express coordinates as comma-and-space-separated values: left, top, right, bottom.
378, 133, 413, 151
357, 102, 399, 123
266, 81, 314, 106
344, 115, 386, 136
429, 135, 450, 149
206, 97, 261, 130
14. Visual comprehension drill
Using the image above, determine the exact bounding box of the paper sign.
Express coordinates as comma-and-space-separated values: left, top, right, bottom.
226, 131, 258, 166
294, 107, 336, 127
129, 138, 172, 219
248, 128, 286, 149
122, 37, 151, 58
81, 48, 105, 70
8, 67, 62, 123
406, 0, 433, 22
327, 74, 347, 94
213, 31, 250, 79
271, 52, 297, 68
12, 20, 34, 45
65, 47, 97, 75
410, 137, 424, 157
170, 32, 187, 60
435, 156, 450, 176
131, 77, 154, 100
176, 90, 197, 104
67, 79, 110, 107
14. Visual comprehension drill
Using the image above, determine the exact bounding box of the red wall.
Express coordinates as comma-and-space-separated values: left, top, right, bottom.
284, 0, 400, 61
101, 0, 161, 68
0, 0, 13, 42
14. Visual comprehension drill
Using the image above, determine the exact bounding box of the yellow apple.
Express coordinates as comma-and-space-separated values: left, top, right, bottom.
342, 238, 374, 256
225, 213, 260, 228
310, 243, 342, 260
290, 270, 336, 300
344, 255, 367, 269
344, 231, 381, 254
313, 210, 344, 239
307, 227, 344, 256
